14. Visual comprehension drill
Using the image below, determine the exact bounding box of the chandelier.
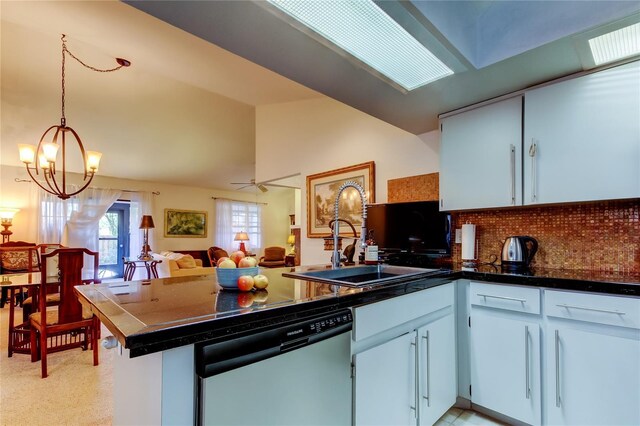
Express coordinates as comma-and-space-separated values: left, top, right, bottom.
18, 34, 130, 200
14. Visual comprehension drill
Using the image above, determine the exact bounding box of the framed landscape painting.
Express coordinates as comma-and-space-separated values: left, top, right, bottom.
306, 161, 375, 238
164, 209, 208, 238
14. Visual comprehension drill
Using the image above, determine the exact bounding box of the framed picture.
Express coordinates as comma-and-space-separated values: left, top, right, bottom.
164, 209, 208, 238
306, 161, 375, 238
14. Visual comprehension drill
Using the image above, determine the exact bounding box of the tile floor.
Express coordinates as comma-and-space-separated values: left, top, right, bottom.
436, 407, 506, 426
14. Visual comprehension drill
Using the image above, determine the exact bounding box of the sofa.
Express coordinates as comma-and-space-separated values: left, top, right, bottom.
152, 251, 216, 278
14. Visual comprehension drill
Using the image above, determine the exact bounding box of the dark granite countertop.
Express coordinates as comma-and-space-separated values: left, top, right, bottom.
450, 263, 640, 296
76, 266, 452, 357
76, 263, 639, 358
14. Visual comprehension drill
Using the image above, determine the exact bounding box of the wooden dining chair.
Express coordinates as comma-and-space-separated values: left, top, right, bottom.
29, 247, 101, 378
21, 244, 65, 322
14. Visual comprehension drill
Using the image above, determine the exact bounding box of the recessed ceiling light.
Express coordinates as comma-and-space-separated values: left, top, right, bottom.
266, 0, 453, 91
588, 22, 640, 66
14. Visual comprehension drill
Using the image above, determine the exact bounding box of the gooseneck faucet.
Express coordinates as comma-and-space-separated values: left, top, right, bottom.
332, 181, 368, 269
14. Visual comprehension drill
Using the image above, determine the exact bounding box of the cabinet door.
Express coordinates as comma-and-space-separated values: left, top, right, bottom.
354, 332, 417, 426
524, 60, 640, 204
470, 311, 541, 425
546, 325, 640, 425
440, 96, 522, 211
418, 313, 456, 426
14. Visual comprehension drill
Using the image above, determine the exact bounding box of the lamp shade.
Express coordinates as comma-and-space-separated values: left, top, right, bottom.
139, 215, 155, 229
0, 208, 19, 220
234, 232, 249, 242
287, 234, 296, 245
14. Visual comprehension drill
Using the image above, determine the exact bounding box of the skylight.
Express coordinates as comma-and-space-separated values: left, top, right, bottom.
266, 0, 453, 91
588, 22, 640, 65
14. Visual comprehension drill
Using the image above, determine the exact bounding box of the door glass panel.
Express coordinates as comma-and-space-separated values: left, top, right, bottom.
98, 203, 130, 279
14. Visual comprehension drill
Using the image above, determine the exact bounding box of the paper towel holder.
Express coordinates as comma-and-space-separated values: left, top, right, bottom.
461, 223, 478, 267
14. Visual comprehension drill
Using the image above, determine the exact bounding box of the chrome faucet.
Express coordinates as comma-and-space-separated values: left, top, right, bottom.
332, 181, 368, 269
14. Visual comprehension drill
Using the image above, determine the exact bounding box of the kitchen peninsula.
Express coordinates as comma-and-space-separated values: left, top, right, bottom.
76, 264, 640, 425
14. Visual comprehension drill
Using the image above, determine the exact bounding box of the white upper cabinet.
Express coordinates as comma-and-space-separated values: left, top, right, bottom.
523, 60, 640, 205
440, 96, 523, 211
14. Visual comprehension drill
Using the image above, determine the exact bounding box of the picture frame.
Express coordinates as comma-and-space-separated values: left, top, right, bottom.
164, 209, 208, 238
306, 161, 375, 238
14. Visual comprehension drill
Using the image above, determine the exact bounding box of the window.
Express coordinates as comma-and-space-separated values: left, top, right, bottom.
215, 199, 262, 252
231, 202, 262, 250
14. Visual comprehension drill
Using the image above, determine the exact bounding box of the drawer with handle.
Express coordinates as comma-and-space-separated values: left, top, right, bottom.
470, 282, 541, 314
545, 290, 640, 329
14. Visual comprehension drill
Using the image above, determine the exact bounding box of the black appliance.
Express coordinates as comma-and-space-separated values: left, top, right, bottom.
366, 201, 452, 258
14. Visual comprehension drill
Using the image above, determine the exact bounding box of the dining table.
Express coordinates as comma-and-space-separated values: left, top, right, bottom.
0, 272, 54, 357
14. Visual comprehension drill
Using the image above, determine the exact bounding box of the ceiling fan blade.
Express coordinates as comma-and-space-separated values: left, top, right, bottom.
230, 182, 252, 185
234, 184, 253, 190
257, 184, 269, 193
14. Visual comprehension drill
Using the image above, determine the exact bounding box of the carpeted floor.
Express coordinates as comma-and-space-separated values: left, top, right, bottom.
0, 303, 113, 425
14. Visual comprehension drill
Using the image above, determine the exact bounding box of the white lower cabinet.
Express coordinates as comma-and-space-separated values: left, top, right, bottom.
354, 332, 417, 426
418, 315, 457, 426
470, 311, 541, 425
353, 283, 456, 426
469, 282, 542, 425
544, 290, 640, 425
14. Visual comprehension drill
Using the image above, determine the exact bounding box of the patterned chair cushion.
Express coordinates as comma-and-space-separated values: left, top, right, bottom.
0, 250, 40, 272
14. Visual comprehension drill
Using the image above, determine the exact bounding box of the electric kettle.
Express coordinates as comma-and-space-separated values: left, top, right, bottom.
501, 236, 538, 270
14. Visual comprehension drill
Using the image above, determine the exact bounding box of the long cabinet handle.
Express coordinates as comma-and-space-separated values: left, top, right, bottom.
525, 326, 530, 400
555, 330, 561, 407
529, 139, 537, 202
410, 339, 417, 417
477, 293, 527, 303
510, 144, 516, 205
556, 303, 626, 315
422, 333, 430, 406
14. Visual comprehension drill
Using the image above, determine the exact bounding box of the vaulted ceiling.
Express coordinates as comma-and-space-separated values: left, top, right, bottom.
2, 1, 638, 191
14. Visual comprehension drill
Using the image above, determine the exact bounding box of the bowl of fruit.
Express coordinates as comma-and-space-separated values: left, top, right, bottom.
215, 251, 269, 291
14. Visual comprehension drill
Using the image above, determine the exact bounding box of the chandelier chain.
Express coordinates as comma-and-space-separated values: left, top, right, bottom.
60, 34, 127, 126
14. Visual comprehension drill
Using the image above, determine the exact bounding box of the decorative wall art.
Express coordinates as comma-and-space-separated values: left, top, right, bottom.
306, 161, 375, 238
164, 209, 207, 238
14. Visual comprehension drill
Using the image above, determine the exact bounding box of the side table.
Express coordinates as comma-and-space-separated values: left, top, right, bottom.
123, 258, 162, 281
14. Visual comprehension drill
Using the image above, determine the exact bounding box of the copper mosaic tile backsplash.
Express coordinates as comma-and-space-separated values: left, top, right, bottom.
451, 199, 640, 273
388, 173, 439, 203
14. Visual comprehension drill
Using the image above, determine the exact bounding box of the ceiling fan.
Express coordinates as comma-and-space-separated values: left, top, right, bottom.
230, 179, 269, 192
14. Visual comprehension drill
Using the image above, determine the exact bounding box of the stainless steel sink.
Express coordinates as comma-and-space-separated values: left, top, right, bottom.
283, 264, 441, 288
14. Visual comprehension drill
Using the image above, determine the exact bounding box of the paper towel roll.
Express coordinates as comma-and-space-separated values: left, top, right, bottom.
461, 224, 476, 261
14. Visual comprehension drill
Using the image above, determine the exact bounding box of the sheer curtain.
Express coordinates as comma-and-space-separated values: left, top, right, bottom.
62, 187, 122, 252
37, 190, 78, 245
215, 199, 235, 252
215, 199, 263, 253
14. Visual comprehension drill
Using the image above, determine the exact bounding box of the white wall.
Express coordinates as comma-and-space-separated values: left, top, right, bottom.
0, 165, 292, 257
256, 98, 440, 265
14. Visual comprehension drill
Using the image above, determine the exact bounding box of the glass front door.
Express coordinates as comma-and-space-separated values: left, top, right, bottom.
99, 203, 130, 278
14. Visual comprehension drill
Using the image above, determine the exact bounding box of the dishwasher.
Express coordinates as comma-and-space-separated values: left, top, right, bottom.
195, 309, 353, 425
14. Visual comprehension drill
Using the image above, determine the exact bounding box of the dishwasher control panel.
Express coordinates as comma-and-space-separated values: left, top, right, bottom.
309, 311, 353, 335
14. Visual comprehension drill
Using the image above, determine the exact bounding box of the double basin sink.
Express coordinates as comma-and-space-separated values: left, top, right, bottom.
283, 264, 441, 288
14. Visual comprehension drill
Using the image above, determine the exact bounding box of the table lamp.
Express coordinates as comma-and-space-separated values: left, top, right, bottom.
138, 215, 155, 261
287, 234, 296, 254
234, 231, 249, 253
0, 208, 19, 243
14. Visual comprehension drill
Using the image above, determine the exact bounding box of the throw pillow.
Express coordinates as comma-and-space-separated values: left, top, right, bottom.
176, 255, 197, 269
